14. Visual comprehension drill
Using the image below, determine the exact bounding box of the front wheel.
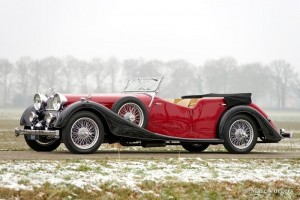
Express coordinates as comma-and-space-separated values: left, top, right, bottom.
24, 135, 61, 152
181, 143, 209, 152
222, 114, 258, 154
62, 111, 104, 154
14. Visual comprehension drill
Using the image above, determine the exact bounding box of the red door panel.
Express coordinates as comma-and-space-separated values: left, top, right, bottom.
191, 98, 227, 138
147, 98, 192, 137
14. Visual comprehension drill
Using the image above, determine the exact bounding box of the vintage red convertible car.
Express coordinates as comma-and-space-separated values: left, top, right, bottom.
15, 77, 290, 154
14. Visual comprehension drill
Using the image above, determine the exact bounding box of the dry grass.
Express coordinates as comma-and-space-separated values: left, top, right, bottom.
0, 180, 298, 200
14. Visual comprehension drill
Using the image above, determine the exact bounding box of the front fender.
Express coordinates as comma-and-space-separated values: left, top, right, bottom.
53, 100, 160, 140
218, 105, 282, 142
20, 104, 35, 126
54, 101, 111, 129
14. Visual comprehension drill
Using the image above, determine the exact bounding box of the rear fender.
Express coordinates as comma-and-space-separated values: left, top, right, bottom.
218, 105, 282, 142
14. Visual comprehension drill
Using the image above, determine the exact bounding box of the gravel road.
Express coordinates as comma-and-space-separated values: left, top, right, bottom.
1, 150, 299, 160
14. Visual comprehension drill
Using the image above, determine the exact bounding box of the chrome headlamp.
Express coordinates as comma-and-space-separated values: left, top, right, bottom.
46, 113, 56, 125
29, 111, 38, 122
33, 93, 47, 110
53, 93, 67, 110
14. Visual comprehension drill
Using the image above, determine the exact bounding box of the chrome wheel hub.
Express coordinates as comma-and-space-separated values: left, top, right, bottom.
70, 117, 99, 149
118, 103, 144, 127
235, 129, 247, 138
229, 119, 254, 149
77, 127, 91, 139
124, 112, 136, 122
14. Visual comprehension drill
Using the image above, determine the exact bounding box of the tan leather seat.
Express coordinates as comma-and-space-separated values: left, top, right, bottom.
164, 98, 175, 103
176, 99, 191, 107
189, 99, 200, 107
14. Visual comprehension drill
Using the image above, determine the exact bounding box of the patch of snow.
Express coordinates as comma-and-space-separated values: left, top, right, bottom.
0, 159, 299, 192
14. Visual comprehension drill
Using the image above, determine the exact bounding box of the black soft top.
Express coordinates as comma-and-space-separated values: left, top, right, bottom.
181, 93, 252, 107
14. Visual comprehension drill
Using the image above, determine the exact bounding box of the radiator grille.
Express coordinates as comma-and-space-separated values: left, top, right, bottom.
46, 98, 54, 110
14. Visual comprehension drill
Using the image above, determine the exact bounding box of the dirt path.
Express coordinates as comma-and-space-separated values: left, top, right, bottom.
1, 150, 299, 160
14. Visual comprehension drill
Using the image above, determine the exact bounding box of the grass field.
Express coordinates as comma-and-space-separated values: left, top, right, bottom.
0, 108, 299, 199
0, 159, 299, 199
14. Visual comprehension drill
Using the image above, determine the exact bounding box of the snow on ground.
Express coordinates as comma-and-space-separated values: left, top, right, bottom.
0, 158, 299, 191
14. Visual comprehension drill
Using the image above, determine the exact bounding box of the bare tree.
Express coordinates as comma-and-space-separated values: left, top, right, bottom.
291, 73, 300, 107
106, 57, 120, 92
269, 60, 295, 108
234, 63, 271, 102
90, 58, 108, 92
15, 57, 33, 95
63, 57, 79, 93
72, 59, 90, 93
123, 58, 144, 79
193, 66, 203, 94
164, 60, 198, 97
39, 57, 63, 91
123, 58, 165, 80
203, 57, 237, 93
31, 60, 43, 93
0, 58, 13, 105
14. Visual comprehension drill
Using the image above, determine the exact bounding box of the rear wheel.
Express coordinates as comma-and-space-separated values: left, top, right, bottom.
111, 97, 148, 128
222, 114, 257, 153
62, 111, 104, 154
181, 143, 209, 152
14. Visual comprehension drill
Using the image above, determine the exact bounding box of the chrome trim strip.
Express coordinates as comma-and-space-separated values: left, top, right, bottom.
15, 128, 60, 138
147, 92, 156, 107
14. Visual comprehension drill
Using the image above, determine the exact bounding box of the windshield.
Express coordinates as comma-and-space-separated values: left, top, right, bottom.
123, 77, 163, 93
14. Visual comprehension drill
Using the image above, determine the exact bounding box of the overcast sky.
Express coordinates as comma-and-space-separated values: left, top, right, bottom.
0, 0, 299, 69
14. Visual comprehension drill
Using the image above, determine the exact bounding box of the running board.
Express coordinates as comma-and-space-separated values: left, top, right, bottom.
120, 139, 224, 147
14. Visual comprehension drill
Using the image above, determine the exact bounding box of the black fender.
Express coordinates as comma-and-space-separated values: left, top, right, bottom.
54, 100, 149, 137
218, 105, 283, 142
20, 105, 35, 126
54, 100, 163, 140
54, 101, 111, 129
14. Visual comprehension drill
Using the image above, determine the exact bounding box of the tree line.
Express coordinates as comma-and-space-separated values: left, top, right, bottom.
0, 56, 299, 108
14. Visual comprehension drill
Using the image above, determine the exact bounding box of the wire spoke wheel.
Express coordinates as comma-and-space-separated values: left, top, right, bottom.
223, 114, 257, 154
70, 117, 100, 150
117, 103, 144, 127
229, 119, 254, 149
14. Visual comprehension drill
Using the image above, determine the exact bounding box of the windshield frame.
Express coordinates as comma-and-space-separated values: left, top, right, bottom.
123, 77, 164, 93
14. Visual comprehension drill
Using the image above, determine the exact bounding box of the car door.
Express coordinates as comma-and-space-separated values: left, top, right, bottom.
147, 97, 192, 138
191, 98, 227, 138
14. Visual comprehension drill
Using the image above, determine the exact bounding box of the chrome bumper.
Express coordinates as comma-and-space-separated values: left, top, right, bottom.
15, 128, 60, 139
280, 129, 292, 138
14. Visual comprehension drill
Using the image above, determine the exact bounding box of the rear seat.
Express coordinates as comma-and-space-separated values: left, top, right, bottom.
163, 98, 200, 108
164, 98, 175, 103
189, 99, 200, 107
176, 99, 191, 107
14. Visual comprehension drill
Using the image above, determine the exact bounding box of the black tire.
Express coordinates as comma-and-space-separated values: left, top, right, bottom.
181, 143, 209, 153
62, 111, 104, 154
24, 127, 61, 152
222, 114, 258, 154
111, 96, 148, 128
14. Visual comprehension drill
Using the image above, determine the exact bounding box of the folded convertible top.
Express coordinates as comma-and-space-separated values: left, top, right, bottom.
181, 93, 252, 107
